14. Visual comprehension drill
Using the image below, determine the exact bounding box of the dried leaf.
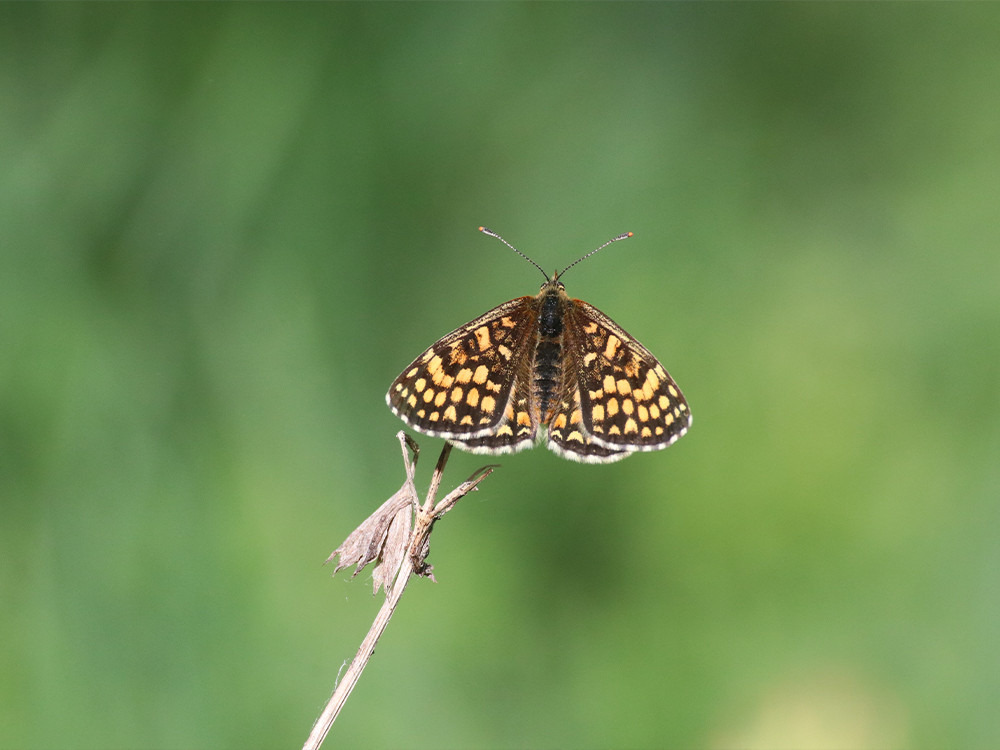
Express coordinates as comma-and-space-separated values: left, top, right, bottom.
370, 500, 412, 594
327, 488, 413, 584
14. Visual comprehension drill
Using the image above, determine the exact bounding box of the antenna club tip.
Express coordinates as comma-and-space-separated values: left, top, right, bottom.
626, 231, 634, 238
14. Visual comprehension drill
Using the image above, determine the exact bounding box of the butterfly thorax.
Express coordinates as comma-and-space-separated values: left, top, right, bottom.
533, 280, 567, 424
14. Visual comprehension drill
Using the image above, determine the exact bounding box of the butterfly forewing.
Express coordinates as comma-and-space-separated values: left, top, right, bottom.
386, 296, 539, 441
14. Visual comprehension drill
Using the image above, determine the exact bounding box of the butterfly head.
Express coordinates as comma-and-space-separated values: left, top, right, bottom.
538, 277, 566, 295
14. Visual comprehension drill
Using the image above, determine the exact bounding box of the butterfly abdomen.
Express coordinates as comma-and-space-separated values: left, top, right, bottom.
533, 285, 566, 423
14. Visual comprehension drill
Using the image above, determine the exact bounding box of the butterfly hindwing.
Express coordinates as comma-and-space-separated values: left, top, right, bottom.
544, 318, 636, 463
567, 299, 691, 452
447, 370, 538, 455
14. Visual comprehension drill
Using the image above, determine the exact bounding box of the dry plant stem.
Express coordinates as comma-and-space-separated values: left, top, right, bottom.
303, 434, 496, 750
303, 541, 417, 750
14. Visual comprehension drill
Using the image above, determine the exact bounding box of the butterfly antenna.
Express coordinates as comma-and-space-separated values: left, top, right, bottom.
479, 226, 550, 281
556, 231, 634, 280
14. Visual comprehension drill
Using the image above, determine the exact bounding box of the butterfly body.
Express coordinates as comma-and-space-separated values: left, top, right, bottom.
532, 280, 566, 427
387, 269, 691, 464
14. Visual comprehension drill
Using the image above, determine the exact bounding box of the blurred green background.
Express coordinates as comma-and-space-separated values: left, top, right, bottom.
3, 3, 999, 748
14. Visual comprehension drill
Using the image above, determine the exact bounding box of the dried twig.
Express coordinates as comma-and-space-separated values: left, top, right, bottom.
302, 432, 497, 750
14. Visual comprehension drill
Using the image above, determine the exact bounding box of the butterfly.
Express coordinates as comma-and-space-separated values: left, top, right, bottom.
385, 227, 691, 463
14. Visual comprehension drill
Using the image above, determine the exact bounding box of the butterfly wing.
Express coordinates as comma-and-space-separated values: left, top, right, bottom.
561, 298, 691, 454
446, 365, 538, 455
544, 320, 636, 463
386, 296, 540, 446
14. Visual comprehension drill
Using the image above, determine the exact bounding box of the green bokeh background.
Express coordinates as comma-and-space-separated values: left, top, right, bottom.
3, 4, 999, 748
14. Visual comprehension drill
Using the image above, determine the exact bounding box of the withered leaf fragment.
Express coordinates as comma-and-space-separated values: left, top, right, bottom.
327, 489, 414, 595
